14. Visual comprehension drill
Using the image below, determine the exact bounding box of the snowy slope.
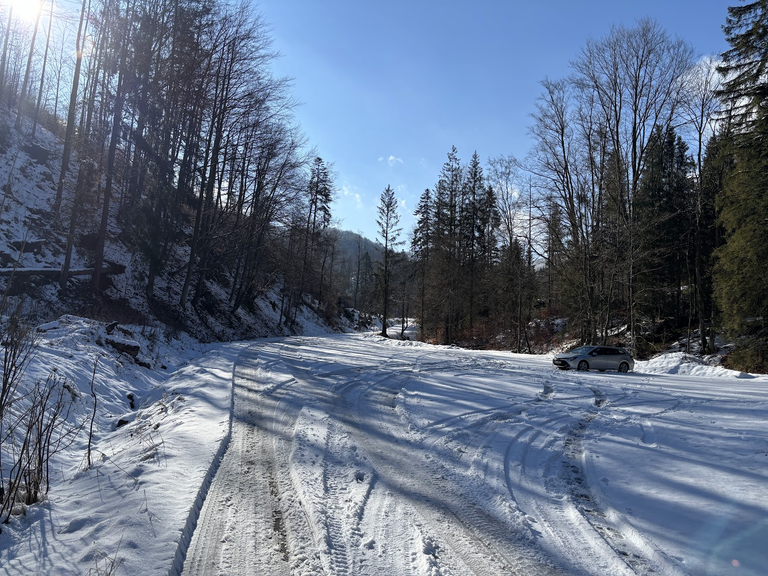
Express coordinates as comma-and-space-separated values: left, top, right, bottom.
0, 110, 346, 341
0, 317, 241, 575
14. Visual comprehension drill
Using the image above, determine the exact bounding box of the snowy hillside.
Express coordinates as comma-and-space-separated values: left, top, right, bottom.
0, 316, 233, 573
2, 326, 766, 575
0, 110, 345, 342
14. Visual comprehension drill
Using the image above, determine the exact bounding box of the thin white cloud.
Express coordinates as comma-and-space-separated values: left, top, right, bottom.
378, 155, 404, 168
342, 185, 365, 209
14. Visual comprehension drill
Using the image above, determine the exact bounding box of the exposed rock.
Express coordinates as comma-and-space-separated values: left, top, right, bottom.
106, 336, 141, 358
10, 239, 44, 254
22, 143, 51, 164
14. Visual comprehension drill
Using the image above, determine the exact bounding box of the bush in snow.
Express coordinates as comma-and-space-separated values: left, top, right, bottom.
0, 307, 81, 529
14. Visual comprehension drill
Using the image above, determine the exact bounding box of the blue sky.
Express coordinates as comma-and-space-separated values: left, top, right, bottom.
257, 1, 731, 242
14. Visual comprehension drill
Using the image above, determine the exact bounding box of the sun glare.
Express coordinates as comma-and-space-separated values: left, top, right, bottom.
6, 0, 43, 25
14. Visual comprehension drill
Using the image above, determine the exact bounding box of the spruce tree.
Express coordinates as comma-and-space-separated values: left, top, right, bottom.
635, 126, 693, 328
698, 131, 731, 351
412, 188, 433, 338
713, 1, 768, 369
719, 1, 768, 126
462, 152, 484, 333
713, 127, 768, 338
433, 147, 464, 342
376, 185, 402, 337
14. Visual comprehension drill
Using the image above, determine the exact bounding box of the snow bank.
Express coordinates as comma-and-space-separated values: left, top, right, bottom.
0, 316, 244, 575
639, 352, 757, 379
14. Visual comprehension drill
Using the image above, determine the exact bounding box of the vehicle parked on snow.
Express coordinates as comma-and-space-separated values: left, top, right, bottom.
553, 345, 634, 372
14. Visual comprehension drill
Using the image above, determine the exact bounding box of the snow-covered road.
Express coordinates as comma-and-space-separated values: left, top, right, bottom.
180, 334, 768, 576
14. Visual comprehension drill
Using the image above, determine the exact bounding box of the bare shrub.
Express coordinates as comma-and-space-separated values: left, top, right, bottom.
1, 373, 81, 524
0, 308, 82, 530
0, 305, 36, 422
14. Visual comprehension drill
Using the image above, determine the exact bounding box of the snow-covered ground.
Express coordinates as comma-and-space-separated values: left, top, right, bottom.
0, 316, 243, 575
2, 328, 767, 575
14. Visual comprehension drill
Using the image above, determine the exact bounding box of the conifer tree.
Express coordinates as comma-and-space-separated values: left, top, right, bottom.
635, 126, 694, 329
719, 1, 768, 126
411, 188, 433, 338
376, 185, 402, 337
713, 1, 768, 368
699, 131, 731, 350
462, 151, 484, 332
433, 147, 464, 342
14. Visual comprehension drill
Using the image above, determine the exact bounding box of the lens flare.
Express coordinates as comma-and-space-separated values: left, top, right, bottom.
6, 0, 43, 25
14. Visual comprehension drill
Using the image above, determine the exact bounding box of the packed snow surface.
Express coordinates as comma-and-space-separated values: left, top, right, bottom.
3, 330, 768, 575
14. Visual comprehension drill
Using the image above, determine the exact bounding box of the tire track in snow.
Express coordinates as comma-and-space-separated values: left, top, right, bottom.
181, 342, 312, 576
526, 378, 690, 576
188, 336, 681, 576
343, 366, 564, 576
290, 341, 493, 576
358, 482, 434, 575
502, 386, 639, 576
326, 372, 464, 575
321, 419, 375, 575
564, 386, 691, 576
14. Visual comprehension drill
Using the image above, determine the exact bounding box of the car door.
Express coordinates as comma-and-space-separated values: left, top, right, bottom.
590, 347, 611, 370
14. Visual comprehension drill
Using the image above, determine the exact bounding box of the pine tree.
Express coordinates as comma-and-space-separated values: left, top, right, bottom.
475, 183, 500, 332
698, 131, 731, 351
433, 146, 464, 342
299, 157, 334, 306
713, 1, 768, 369
476, 184, 500, 269
462, 151, 484, 333
718, 1, 768, 126
411, 188, 433, 338
635, 126, 694, 334
376, 185, 402, 337
713, 124, 768, 337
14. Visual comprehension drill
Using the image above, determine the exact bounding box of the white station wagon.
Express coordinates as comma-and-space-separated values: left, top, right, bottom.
553, 345, 635, 372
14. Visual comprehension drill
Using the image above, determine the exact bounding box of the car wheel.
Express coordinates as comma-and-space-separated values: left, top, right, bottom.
577, 360, 589, 371
618, 362, 629, 373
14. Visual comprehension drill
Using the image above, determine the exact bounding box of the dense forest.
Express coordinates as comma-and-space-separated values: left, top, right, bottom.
0, 1, 767, 370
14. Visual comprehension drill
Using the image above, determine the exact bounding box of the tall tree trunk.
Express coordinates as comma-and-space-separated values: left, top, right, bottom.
93, 0, 132, 292
60, 163, 89, 289
0, 7, 13, 101
15, 0, 43, 131
92, 68, 125, 293
53, 0, 89, 216
31, 0, 54, 138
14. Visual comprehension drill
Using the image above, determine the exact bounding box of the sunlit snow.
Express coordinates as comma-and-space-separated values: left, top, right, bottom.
2, 325, 766, 576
